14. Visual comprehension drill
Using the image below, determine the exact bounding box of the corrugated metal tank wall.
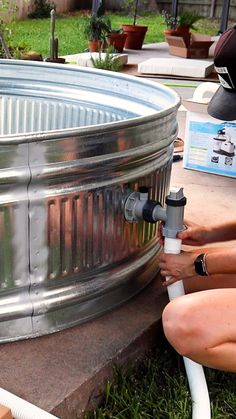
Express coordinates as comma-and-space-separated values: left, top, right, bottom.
0, 60, 180, 342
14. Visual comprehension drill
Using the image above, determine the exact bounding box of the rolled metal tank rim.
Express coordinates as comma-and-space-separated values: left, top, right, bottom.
0, 59, 181, 144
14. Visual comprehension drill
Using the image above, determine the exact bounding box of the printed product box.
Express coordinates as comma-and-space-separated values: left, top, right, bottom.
183, 83, 236, 178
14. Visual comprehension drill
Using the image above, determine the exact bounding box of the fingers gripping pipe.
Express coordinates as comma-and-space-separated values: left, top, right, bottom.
124, 186, 211, 419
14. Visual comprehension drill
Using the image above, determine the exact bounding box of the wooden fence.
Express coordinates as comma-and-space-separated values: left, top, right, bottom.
104, 0, 236, 20
12, 0, 77, 19
153, 0, 236, 20
9, 0, 236, 21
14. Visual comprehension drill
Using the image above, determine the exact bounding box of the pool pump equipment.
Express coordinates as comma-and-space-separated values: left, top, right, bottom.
213, 128, 235, 157
124, 186, 211, 419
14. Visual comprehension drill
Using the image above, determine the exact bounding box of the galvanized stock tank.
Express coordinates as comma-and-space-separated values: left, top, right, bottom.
0, 60, 180, 342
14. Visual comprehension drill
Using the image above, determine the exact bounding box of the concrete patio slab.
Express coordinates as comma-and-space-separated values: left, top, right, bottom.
63, 41, 215, 67
0, 277, 167, 419
122, 41, 216, 64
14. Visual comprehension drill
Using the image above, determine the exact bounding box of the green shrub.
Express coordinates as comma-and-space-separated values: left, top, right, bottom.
178, 11, 203, 29
91, 47, 122, 72
28, 0, 55, 19
0, 0, 18, 58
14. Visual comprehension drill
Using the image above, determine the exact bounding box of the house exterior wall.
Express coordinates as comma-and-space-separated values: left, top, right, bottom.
12, 0, 77, 19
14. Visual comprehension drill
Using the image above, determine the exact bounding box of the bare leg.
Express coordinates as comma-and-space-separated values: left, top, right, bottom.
162, 288, 236, 371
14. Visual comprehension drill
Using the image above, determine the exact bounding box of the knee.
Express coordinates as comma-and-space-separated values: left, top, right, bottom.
162, 297, 204, 358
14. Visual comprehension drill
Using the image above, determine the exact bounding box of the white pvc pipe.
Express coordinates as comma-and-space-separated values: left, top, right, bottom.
164, 237, 211, 419
0, 388, 59, 419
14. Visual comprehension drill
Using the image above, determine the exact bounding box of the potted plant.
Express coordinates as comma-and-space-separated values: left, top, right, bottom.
162, 10, 179, 37
121, 0, 148, 50
175, 11, 202, 45
162, 10, 202, 47
106, 20, 127, 53
84, 7, 110, 52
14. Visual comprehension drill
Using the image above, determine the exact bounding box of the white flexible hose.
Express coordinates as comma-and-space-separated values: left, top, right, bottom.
0, 388, 59, 419
164, 237, 211, 419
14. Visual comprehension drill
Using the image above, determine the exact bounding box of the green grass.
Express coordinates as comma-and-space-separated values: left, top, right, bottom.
85, 344, 236, 419
6, 12, 221, 58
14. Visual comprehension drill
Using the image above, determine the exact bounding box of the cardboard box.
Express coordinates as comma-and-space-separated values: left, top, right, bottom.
183, 84, 236, 178
0, 405, 13, 419
165, 34, 214, 59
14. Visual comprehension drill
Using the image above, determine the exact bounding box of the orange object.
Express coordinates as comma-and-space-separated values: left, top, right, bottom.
0, 405, 13, 419
165, 34, 214, 59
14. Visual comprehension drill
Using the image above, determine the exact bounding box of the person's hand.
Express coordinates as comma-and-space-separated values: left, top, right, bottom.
159, 251, 196, 286
177, 220, 209, 246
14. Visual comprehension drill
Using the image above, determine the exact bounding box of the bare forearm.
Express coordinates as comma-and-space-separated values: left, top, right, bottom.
206, 247, 236, 275
206, 221, 236, 244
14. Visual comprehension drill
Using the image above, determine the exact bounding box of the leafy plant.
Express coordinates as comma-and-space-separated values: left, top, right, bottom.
0, 0, 19, 58
84, 15, 110, 41
90, 46, 122, 72
161, 10, 202, 31
84, 4, 110, 41
105, 19, 124, 34
28, 0, 55, 19
109, 27, 124, 33
161, 10, 179, 30
178, 11, 203, 29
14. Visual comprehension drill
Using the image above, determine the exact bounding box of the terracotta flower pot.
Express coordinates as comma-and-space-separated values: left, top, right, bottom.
122, 24, 148, 50
88, 39, 102, 52
107, 32, 127, 53
164, 29, 178, 38
164, 29, 177, 41
175, 26, 191, 47
164, 27, 191, 47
